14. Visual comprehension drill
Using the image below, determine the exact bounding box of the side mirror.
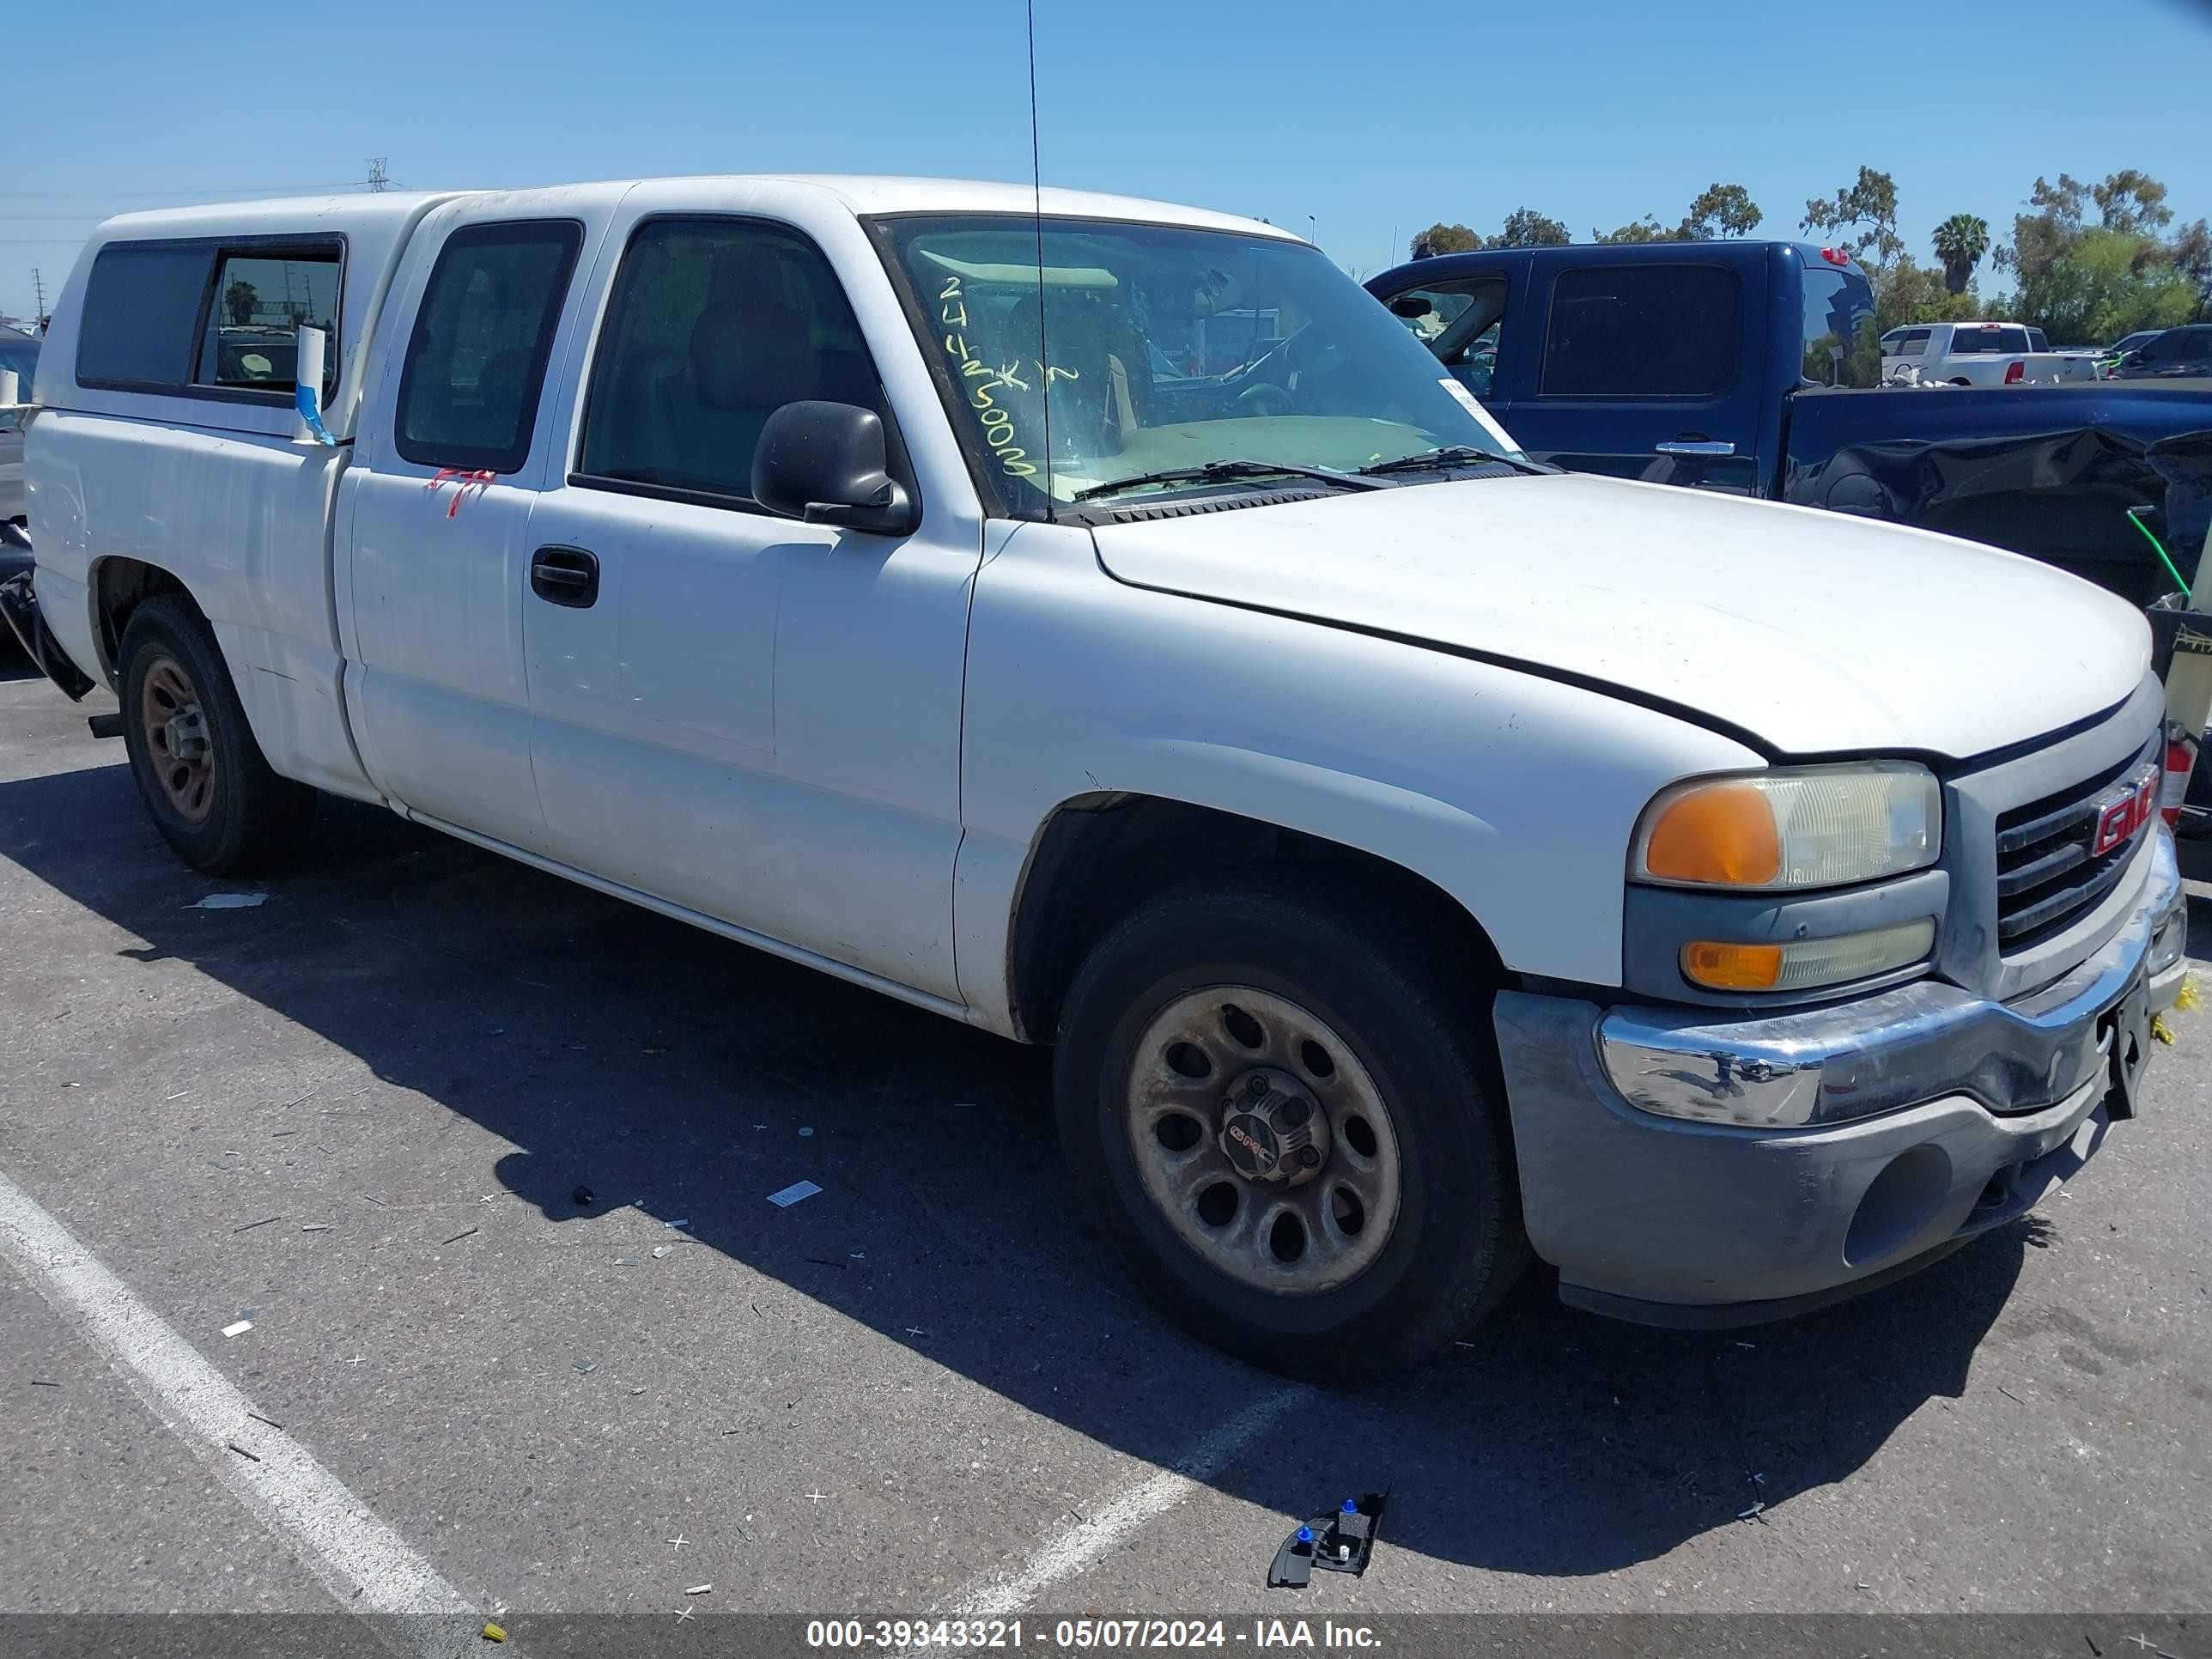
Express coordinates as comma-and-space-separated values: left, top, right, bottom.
752, 401, 915, 535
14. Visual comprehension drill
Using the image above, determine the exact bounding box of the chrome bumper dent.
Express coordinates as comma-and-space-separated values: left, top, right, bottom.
1597, 829, 2183, 1128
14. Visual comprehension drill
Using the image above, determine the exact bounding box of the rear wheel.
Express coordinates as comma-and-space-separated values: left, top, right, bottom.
118, 596, 313, 874
1054, 874, 1528, 1379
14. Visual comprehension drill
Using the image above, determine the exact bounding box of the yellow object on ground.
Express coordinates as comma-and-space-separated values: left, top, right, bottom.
481, 1622, 507, 1644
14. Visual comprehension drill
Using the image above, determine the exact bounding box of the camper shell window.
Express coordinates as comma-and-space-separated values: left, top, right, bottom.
76, 234, 345, 401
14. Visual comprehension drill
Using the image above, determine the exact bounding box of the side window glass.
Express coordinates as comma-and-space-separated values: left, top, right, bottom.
577, 217, 888, 504
1387, 279, 1507, 398
1800, 267, 1881, 388
76, 244, 212, 389
396, 221, 583, 474
1540, 265, 1740, 398
196, 247, 341, 394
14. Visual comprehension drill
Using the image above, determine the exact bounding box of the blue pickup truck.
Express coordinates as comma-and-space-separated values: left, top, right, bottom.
1368, 242, 2212, 605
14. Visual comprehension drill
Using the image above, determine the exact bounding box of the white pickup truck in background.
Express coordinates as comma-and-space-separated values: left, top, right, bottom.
3, 176, 2186, 1376
1881, 319, 2101, 385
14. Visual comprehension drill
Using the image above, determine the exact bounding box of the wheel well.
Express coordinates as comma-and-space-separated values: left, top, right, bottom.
1007, 794, 1505, 1042
92, 557, 195, 678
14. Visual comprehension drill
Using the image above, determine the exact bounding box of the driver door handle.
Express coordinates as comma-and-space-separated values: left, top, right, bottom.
1655, 439, 1735, 457
530, 545, 599, 608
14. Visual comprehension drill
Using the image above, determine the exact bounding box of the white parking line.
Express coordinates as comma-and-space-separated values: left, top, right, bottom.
952, 1383, 1316, 1617
0, 1164, 490, 1658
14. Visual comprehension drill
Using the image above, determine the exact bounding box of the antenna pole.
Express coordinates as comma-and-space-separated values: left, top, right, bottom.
1026, 0, 1053, 520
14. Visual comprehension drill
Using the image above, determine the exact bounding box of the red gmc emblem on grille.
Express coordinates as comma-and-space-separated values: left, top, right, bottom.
2091, 768, 2160, 856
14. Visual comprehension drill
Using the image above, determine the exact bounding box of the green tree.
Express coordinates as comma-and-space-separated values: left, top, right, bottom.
1593, 215, 1679, 244
1410, 222, 1482, 259
1875, 254, 1987, 333
1996, 170, 2200, 338
2170, 219, 2212, 319
1931, 213, 1990, 295
1680, 183, 1762, 240
2019, 227, 2196, 343
1801, 167, 1904, 267
1493, 207, 1571, 247
223, 278, 258, 326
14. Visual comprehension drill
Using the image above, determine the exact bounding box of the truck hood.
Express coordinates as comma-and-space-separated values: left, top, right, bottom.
1088, 471, 2151, 760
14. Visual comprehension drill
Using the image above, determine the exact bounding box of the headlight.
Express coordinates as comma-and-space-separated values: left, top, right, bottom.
1633, 763, 1941, 890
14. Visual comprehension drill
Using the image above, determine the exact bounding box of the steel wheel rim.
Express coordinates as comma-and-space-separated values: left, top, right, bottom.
140, 655, 216, 825
1126, 985, 1403, 1297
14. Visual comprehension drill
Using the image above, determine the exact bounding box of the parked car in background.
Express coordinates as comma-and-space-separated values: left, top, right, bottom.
1879, 320, 2098, 385
1370, 242, 2212, 605
0, 324, 39, 570
2112, 325, 2212, 382
2103, 330, 2166, 374
7, 179, 2185, 1376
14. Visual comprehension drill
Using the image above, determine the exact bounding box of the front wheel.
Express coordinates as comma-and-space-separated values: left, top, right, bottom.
1054, 875, 1528, 1379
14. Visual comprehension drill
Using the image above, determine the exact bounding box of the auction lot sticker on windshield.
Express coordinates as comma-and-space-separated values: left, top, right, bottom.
1440, 377, 1487, 417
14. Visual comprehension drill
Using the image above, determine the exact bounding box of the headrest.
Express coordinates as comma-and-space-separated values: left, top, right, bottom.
690, 301, 816, 412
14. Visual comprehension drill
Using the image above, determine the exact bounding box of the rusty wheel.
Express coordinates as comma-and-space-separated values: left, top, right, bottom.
139, 654, 216, 824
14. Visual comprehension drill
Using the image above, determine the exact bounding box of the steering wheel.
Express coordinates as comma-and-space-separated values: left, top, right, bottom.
1236, 381, 1297, 416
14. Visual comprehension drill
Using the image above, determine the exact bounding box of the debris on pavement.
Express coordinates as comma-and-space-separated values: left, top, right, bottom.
301, 1224, 331, 1232
574, 1360, 598, 1374
768, 1180, 823, 1208
572, 1185, 595, 1206
652, 1245, 676, 1259
1267, 1525, 1315, 1589
798, 1127, 815, 1137
226, 1441, 261, 1462
441, 1226, 479, 1246
684, 1583, 713, 1596
615, 1255, 638, 1267
1270, 1493, 1387, 1586
29, 1379, 60, 1389
481, 1621, 507, 1643
190, 892, 268, 909
665, 1218, 690, 1229
246, 1409, 285, 1430
231, 1214, 281, 1233
222, 1320, 254, 1338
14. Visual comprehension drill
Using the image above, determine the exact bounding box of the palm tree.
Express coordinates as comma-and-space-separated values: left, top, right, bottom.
1932, 213, 1990, 295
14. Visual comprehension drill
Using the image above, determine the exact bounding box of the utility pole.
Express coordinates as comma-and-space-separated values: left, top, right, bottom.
32, 268, 46, 331
366, 158, 390, 193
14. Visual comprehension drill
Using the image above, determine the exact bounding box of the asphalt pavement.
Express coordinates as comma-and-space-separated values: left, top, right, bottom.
1, 659, 2208, 1651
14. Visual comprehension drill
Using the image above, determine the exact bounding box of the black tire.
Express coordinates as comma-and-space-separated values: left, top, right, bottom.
118, 595, 313, 874
1054, 872, 1528, 1380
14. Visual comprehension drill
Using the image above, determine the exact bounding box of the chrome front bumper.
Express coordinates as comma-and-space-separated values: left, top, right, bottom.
1598, 829, 2184, 1130
1491, 830, 2185, 1325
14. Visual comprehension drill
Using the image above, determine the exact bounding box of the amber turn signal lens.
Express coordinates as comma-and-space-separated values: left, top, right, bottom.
1680, 940, 1785, 990
1642, 782, 1783, 887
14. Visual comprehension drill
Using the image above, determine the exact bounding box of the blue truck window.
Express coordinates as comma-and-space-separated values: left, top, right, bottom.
1540, 265, 1739, 398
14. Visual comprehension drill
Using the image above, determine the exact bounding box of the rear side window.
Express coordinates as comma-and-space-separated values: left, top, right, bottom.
198, 247, 341, 395
1893, 328, 1932, 356
76, 244, 212, 389
575, 216, 888, 506
396, 220, 583, 475
1540, 265, 1740, 398
1800, 267, 1881, 387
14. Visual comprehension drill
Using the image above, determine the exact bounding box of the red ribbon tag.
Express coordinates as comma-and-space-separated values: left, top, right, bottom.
425, 467, 498, 518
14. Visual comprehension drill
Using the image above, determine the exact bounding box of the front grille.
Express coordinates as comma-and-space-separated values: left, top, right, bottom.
1992, 737, 2157, 953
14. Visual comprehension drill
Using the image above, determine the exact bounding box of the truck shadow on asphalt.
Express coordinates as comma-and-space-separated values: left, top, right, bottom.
3, 757, 2156, 1580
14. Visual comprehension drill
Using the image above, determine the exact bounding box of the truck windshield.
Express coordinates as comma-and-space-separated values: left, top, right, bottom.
872, 215, 1522, 517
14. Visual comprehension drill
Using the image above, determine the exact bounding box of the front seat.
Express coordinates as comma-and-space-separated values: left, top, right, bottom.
655, 300, 819, 495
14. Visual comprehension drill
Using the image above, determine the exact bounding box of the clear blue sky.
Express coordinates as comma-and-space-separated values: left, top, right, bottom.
8, 0, 2209, 322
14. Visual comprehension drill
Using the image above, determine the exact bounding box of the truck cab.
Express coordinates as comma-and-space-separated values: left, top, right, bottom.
6, 180, 2188, 1378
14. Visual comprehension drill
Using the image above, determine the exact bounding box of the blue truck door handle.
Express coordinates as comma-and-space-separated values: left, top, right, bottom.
1656, 439, 1736, 457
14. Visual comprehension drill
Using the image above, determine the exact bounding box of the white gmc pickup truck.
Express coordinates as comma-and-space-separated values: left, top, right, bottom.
3, 177, 2186, 1377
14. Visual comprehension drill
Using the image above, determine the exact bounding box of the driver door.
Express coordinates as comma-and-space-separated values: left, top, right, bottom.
520, 208, 978, 1002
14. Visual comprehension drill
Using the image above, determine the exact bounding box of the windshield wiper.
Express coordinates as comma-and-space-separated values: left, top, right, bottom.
1358, 445, 1552, 478
1073, 459, 1385, 503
